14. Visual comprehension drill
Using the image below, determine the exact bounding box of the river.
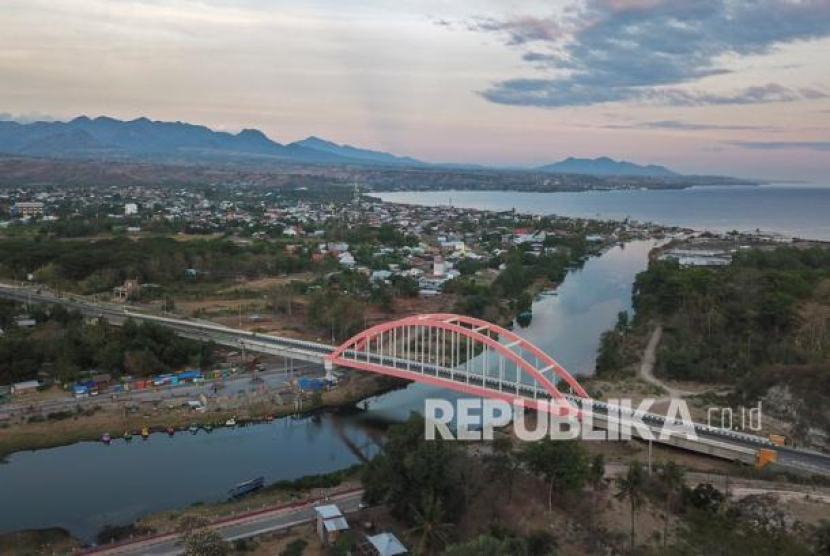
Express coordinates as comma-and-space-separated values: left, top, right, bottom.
0, 239, 655, 541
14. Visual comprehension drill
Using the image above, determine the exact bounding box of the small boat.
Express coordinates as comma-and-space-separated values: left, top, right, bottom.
123, 431, 133, 442
225, 418, 237, 427
516, 310, 533, 328
188, 424, 199, 434
167, 426, 175, 436
141, 426, 150, 439
204, 424, 214, 433
227, 476, 265, 500
101, 433, 111, 444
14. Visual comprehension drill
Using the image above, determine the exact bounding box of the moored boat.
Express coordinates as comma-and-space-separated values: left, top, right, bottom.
227, 476, 265, 500
167, 426, 175, 436
516, 310, 533, 327
141, 426, 150, 439
188, 424, 198, 434
101, 433, 111, 444
123, 431, 132, 442
225, 418, 237, 427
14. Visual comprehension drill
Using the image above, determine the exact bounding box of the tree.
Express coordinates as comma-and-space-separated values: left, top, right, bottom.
408, 491, 454, 556
520, 439, 588, 511
180, 528, 229, 556
814, 520, 830, 555
587, 453, 606, 511
658, 461, 685, 546
484, 436, 519, 502
683, 483, 725, 514
615, 462, 646, 549
362, 414, 464, 523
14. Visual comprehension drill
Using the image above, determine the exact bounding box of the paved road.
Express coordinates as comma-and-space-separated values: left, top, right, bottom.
4, 282, 830, 476
78, 489, 364, 556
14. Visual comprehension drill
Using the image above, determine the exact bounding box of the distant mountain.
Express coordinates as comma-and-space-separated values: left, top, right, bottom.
289, 136, 424, 166
537, 156, 679, 177
0, 116, 421, 166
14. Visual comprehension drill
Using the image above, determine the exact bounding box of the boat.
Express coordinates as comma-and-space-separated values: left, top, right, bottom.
188, 424, 199, 434
516, 310, 533, 328
225, 418, 237, 427
227, 476, 265, 500
101, 433, 111, 444
167, 426, 175, 436
141, 426, 150, 439
204, 424, 214, 433
123, 431, 132, 442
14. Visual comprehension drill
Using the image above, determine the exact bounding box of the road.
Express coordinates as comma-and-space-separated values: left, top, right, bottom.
78, 489, 364, 556
3, 282, 830, 476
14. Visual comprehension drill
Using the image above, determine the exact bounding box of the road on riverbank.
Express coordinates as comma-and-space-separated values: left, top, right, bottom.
77, 488, 364, 556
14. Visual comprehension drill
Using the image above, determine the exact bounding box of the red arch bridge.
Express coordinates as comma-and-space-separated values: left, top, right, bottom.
325, 313, 590, 415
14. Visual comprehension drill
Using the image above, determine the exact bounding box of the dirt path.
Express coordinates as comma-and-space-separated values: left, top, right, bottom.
639, 325, 694, 398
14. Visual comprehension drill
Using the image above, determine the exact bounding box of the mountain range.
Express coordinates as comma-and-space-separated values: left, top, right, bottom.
537, 156, 678, 177
0, 115, 682, 177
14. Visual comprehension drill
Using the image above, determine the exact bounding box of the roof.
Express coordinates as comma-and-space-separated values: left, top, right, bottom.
323, 517, 349, 532
368, 532, 407, 556
314, 504, 343, 519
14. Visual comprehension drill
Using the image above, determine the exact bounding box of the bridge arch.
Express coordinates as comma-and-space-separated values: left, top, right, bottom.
326, 314, 589, 415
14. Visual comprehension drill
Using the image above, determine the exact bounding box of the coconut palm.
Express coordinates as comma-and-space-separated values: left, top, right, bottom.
659, 461, 685, 546
408, 491, 454, 556
616, 461, 646, 549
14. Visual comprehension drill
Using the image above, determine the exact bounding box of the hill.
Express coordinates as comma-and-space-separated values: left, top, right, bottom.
0, 116, 419, 167
537, 156, 679, 177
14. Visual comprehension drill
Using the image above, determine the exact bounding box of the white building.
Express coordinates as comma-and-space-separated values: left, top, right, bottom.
433, 256, 445, 277
314, 504, 349, 546
124, 203, 138, 215
367, 532, 408, 556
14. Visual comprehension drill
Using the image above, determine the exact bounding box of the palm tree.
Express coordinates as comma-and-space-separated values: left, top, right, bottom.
616, 461, 646, 549
408, 491, 454, 556
659, 461, 685, 546
588, 453, 606, 511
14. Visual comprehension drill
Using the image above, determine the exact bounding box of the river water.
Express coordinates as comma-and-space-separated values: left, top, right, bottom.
0, 239, 655, 541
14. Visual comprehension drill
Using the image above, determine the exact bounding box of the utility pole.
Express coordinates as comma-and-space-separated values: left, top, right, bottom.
647, 439, 653, 475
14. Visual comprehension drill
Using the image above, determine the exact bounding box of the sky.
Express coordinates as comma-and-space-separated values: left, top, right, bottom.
1, 0, 829, 181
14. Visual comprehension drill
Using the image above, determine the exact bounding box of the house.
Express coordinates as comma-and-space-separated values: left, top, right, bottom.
314, 504, 349, 546
364, 532, 408, 556
15, 316, 36, 328
124, 203, 138, 215
14, 202, 44, 217
338, 252, 356, 268
11, 380, 40, 395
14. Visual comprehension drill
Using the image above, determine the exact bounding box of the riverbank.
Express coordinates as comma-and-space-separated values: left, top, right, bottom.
0, 371, 402, 458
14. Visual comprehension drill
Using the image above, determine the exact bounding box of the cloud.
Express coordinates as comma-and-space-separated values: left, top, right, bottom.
469, 16, 561, 45
602, 119, 779, 131
733, 140, 830, 151
470, 0, 830, 108
482, 81, 823, 108
0, 112, 62, 124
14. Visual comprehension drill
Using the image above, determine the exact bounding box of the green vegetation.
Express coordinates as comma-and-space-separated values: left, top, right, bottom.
362, 414, 465, 526
279, 538, 307, 556
598, 246, 830, 432
440, 532, 558, 556
637, 248, 830, 387
519, 438, 590, 510
0, 303, 210, 384
0, 237, 311, 293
